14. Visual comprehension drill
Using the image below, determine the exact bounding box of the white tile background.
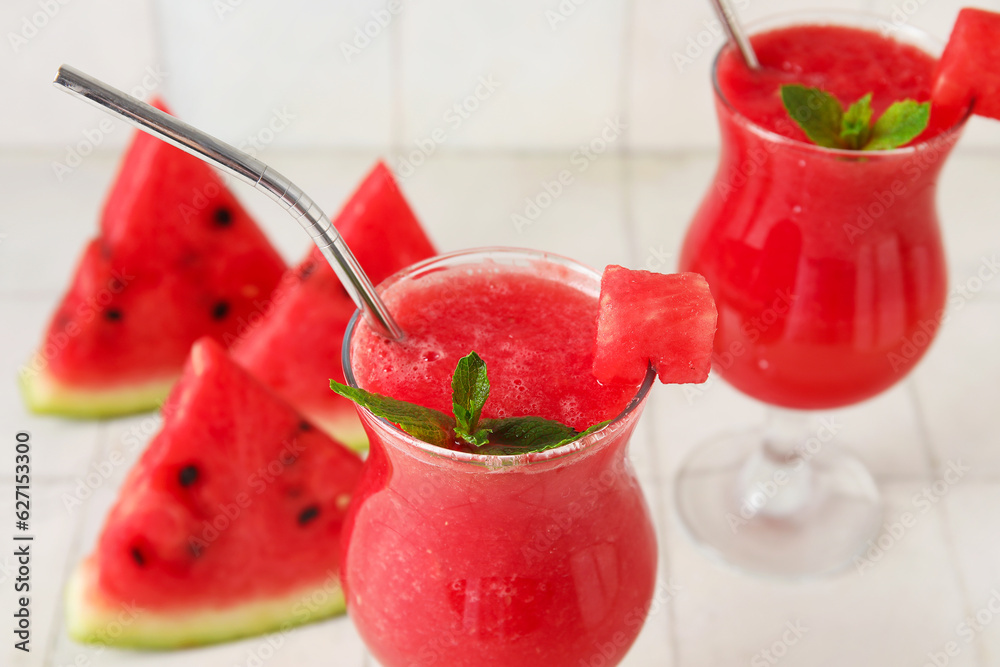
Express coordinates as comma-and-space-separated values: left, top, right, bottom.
2, 0, 1000, 666
4, 0, 1000, 153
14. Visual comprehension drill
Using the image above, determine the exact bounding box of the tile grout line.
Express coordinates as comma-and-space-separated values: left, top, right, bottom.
614, 0, 682, 648
388, 1, 404, 155
42, 419, 111, 666
5, 142, 1000, 162
871, 471, 948, 484
147, 0, 168, 97
645, 398, 682, 667
617, 0, 639, 270
907, 379, 988, 667
616, 0, 682, 649
617, 0, 636, 156
0, 290, 64, 299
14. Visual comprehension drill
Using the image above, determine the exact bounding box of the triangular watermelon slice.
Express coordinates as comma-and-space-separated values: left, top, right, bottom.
933, 8, 1000, 124
593, 266, 717, 385
231, 161, 436, 449
65, 338, 363, 648
20, 100, 287, 418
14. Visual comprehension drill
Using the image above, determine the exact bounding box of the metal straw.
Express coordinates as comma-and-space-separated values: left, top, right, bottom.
53, 64, 404, 341
710, 0, 760, 70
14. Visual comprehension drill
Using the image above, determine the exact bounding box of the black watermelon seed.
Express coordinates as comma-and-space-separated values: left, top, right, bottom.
130, 547, 146, 567
298, 420, 313, 432
213, 207, 233, 227
104, 308, 123, 322
298, 261, 316, 281
178, 465, 199, 487
189, 541, 204, 559
211, 301, 230, 320
298, 505, 320, 526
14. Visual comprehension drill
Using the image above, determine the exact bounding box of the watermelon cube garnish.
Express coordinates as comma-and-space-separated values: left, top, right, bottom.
593, 266, 717, 385
65, 338, 363, 648
933, 8, 1000, 122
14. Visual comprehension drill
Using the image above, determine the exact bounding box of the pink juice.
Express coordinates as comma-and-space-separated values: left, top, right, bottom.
717, 24, 943, 143
681, 22, 965, 409
341, 250, 657, 667
352, 262, 636, 435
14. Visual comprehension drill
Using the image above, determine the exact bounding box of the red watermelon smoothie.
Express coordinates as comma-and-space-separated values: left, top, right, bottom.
340, 248, 657, 667
680, 12, 971, 409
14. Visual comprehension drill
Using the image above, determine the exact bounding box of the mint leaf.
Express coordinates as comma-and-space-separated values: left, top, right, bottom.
452, 352, 491, 446
329, 379, 455, 447
479, 417, 612, 453
478, 416, 577, 450
864, 100, 930, 150
780, 85, 844, 149
782, 85, 931, 151
331, 353, 613, 454
841, 93, 873, 150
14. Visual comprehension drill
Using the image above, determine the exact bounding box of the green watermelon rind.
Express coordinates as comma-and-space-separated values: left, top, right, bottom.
19, 368, 175, 418
65, 558, 346, 650
306, 408, 368, 454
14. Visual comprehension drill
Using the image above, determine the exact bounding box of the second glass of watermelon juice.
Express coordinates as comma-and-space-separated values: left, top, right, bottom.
675, 11, 971, 577
340, 248, 657, 667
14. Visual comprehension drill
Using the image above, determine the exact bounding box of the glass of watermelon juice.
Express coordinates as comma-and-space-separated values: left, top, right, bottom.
340, 248, 658, 667
675, 11, 971, 577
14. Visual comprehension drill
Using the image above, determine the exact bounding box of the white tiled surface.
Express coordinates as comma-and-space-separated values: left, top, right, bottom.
6, 0, 1000, 152
0, 137, 999, 665
1, 0, 159, 149
3, 1, 1000, 663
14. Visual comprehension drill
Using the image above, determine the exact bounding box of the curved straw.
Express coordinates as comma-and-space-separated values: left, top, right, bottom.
53, 65, 404, 341
710, 0, 760, 69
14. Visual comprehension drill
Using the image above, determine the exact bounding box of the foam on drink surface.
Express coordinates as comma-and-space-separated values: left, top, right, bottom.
351, 264, 637, 432
718, 24, 939, 141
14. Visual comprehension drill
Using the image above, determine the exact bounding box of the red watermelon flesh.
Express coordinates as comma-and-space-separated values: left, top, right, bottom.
334, 160, 437, 288
231, 161, 436, 449
593, 266, 717, 385
20, 99, 287, 417
65, 338, 363, 648
933, 8, 1000, 124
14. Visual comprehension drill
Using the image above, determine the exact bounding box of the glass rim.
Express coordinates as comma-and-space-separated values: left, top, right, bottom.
341, 246, 656, 466
710, 9, 974, 158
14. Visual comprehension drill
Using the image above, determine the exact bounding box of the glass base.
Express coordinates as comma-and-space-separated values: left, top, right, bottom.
675, 429, 883, 579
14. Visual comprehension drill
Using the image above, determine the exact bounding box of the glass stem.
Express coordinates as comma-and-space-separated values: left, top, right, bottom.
763, 407, 811, 462
737, 408, 816, 519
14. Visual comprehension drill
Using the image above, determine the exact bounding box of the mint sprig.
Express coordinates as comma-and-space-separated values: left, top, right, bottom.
866, 100, 931, 150
780, 85, 930, 150
330, 352, 608, 454
840, 93, 873, 148
451, 352, 491, 446
480, 417, 611, 450
326, 383, 456, 447
781, 85, 844, 147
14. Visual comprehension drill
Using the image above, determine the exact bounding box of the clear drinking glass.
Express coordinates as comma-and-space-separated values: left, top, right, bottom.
675, 12, 971, 577
340, 248, 658, 667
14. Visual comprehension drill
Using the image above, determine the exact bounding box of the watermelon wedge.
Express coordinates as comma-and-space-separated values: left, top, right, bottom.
66, 338, 363, 648
933, 8, 1000, 123
593, 266, 717, 385
21, 100, 287, 418
231, 161, 436, 449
